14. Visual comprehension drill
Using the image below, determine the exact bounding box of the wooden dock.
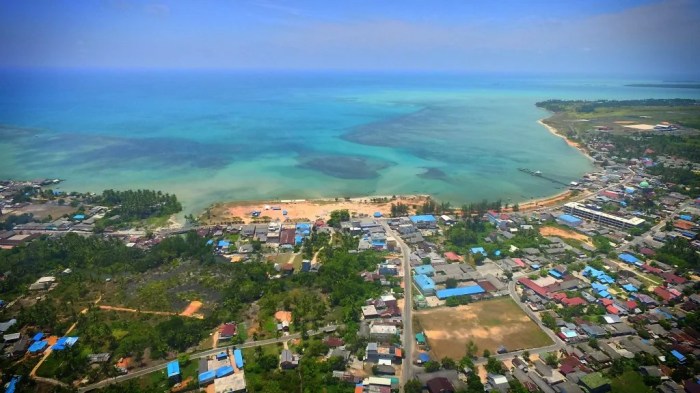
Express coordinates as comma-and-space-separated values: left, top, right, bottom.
518, 168, 571, 187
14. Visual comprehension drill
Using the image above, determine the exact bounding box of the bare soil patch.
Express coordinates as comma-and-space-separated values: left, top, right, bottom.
539, 225, 594, 247
203, 195, 428, 224
414, 298, 552, 360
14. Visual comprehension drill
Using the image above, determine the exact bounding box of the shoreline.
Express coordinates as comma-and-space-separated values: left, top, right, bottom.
199, 189, 576, 225
537, 118, 595, 162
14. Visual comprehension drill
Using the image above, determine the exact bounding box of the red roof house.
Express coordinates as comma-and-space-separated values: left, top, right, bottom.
444, 252, 463, 262
562, 297, 587, 307
606, 305, 620, 314
654, 286, 676, 302
661, 272, 687, 285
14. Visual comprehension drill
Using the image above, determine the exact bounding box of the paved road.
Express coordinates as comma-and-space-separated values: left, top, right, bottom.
381, 221, 415, 389
507, 280, 564, 350
78, 325, 338, 392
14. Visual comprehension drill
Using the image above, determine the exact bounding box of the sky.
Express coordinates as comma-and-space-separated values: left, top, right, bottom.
1, 0, 699, 76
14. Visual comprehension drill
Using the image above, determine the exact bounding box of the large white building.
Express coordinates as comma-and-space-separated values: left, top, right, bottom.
563, 202, 645, 229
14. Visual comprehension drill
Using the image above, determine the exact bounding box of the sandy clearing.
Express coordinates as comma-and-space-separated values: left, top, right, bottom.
204, 195, 428, 224
509, 190, 574, 213
98, 305, 204, 319
623, 124, 655, 130
181, 300, 203, 317
539, 226, 594, 247
414, 298, 552, 360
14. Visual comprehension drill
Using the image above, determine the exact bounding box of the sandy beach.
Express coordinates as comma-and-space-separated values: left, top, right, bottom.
538, 119, 594, 162
202, 195, 430, 224
505, 189, 573, 212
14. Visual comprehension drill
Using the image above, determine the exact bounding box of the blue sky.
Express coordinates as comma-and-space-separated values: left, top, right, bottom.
1, 0, 699, 76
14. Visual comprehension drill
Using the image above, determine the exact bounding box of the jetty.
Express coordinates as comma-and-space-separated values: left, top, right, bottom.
518, 168, 571, 187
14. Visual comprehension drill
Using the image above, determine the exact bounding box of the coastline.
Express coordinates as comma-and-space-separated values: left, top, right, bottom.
198, 190, 576, 225
537, 118, 595, 162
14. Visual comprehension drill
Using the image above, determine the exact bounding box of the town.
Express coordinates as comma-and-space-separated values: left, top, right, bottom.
1, 101, 700, 393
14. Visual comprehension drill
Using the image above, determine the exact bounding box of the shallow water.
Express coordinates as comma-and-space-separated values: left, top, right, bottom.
1, 70, 697, 214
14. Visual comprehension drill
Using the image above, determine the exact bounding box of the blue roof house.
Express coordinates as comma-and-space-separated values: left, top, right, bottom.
414, 265, 435, 276
470, 247, 487, 256
410, 215, 436, 224
28, 341, 47, 354
619, 253, 641, 266
216, 365, 234, 378
167, 360, 181, 383
418, 353, 431, 364
557, 214, 583, 227
198, 370, 215, 386
414, 274, 436, 295
436, 285, 485, 299
671, 350, 686, 363
217, 240, 230, 249
73, 214, 85, 221
234, 348, 244, 369
5, 376, 20, 393
622, 284, 638, 292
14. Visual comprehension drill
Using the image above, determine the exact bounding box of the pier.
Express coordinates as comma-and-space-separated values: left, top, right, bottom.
518, 168, 571, 187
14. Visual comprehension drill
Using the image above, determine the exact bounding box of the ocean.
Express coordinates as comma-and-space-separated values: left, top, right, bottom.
1, 70, 698, 214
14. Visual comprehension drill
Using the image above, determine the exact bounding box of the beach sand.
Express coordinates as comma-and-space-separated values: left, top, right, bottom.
506, 190, 573, 212
203, 195, 429, 224
538, 119, 594, 162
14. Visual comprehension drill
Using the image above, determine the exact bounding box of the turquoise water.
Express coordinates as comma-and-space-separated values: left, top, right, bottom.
1, 70, 698, 214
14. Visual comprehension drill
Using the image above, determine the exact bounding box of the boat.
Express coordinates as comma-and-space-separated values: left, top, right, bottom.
534, 170, 542, 176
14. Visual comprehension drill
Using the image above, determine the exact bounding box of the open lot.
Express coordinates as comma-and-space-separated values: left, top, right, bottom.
539, 225, 594, 247
414, 297, 552, 360
203, 195, 428, 224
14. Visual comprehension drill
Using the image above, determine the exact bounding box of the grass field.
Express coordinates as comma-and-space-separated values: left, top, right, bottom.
414, 297, 552, 360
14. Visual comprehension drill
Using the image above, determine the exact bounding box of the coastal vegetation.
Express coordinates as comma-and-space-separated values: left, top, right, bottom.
537, 99, 700, 145
90, 189, 182, 228
0, 221, 383, 388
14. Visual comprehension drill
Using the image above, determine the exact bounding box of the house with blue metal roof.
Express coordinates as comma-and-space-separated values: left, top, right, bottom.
436, 285, 485, 299
167, 360, 181, 383
671, 350, 686, 363
27, 341, 47, 354
5, 376, 20, 393
557, 214, 583, 227
549, 269, 563, 279
234, 348, 244, 369
198, 370, 215, 386
414, 265, 435, 276
414, 274, 436, 295
216, 365, 234, 378
409, 215, 437, 228
470, 247, 487, 256
619, 253, 641, 266
622, 284, 638, 292
417, 352, 430, 364
217, 240, 230, 249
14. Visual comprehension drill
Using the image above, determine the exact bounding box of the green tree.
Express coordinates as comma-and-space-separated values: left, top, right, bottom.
541, 313, 557, 330
446, 278, 458, 288
465, 340, 478, 359
544, 352, 559, 367
441, 357, 457, 370
486, 357, 504, 374
424, 360, 441, 372
404, 379, 423, 393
